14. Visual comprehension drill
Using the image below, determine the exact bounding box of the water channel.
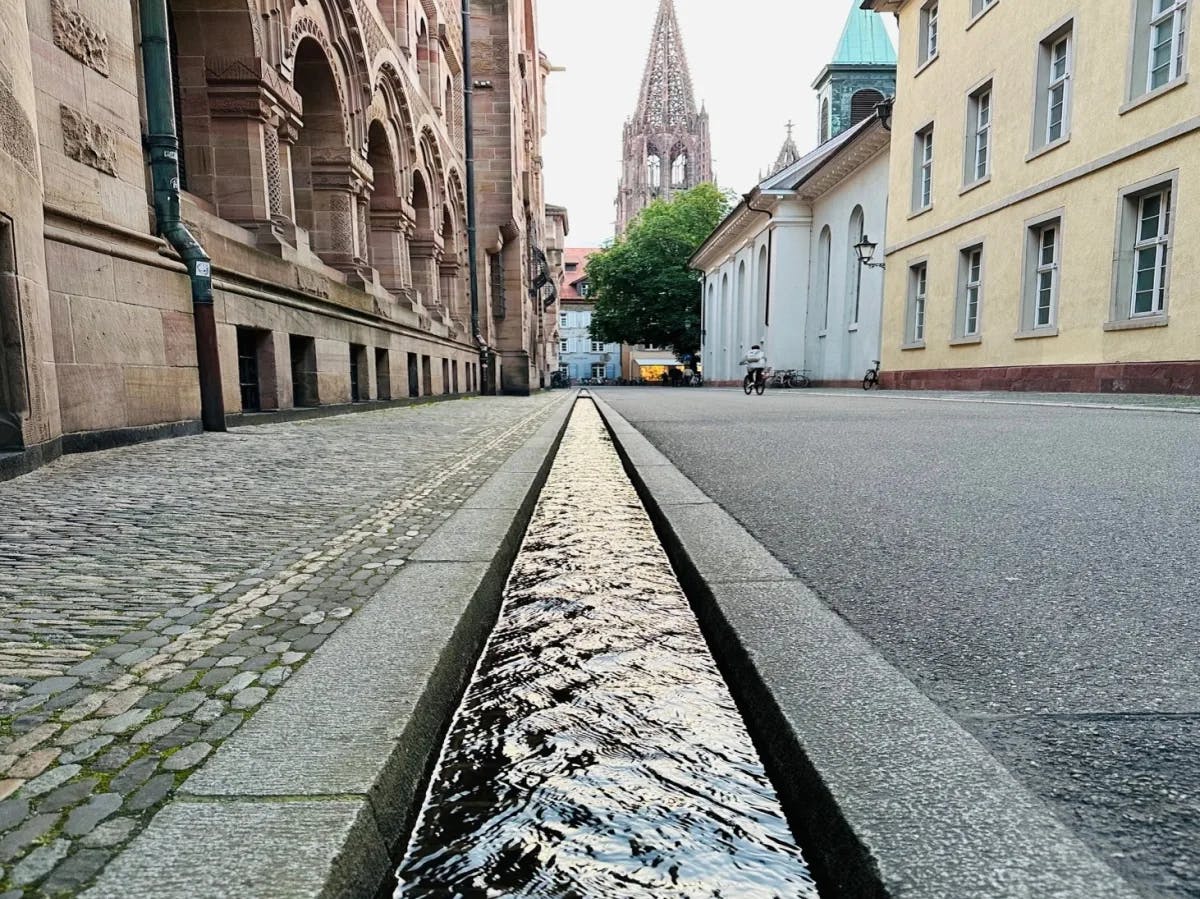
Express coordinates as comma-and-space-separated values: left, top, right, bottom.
395, 398, 819, 898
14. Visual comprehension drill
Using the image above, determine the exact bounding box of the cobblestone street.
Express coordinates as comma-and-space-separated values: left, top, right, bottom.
0, 394, 567, 896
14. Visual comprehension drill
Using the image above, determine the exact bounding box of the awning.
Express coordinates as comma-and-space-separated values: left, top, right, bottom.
634, 357, 678, 366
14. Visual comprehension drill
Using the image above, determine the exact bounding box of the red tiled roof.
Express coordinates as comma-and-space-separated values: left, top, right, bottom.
560, 247, 601, 301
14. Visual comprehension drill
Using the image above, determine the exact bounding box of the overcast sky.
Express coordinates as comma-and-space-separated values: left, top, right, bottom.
539, 0, 897, 247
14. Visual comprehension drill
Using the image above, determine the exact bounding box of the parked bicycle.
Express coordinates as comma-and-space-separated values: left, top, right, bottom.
862, 360, 881, 390
768, 368, 811, 389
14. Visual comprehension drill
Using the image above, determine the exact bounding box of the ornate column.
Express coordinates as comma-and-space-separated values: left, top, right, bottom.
369, 205, 415, 308
204, 57, 302, 252
309, 148, 373, 286
409, 232, 444, 316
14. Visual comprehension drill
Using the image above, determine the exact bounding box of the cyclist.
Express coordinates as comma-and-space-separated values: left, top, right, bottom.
740, 345, 767, 389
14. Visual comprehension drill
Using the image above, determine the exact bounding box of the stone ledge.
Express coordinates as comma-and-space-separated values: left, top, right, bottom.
591, 394, 1140, 899
61, 421, 202, 457
0, 438, 64, 483
80, 394, 575, 898
225, 393, 466, 428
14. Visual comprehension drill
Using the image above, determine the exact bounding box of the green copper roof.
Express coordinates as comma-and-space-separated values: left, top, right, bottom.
832, 0, 897, 65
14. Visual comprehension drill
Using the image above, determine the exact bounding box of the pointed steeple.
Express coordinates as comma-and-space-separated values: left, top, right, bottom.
768, 121, 801, 177
635, 0, 700, 128
832, 0, 897, 65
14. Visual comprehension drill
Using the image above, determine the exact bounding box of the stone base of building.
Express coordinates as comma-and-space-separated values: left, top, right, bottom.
0, 438, 64, 483
61, 421, 204, 456
882, 361, 1200, 395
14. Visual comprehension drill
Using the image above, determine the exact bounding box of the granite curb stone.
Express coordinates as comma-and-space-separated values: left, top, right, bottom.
591, 395, 1140, 899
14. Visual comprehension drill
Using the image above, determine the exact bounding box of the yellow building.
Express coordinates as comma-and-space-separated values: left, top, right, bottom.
865, 0, 1199, 392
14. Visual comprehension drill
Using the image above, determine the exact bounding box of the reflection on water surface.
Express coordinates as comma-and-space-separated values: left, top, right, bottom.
396, 399, 819, 898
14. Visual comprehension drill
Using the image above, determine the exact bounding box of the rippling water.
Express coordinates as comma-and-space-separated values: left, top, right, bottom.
395, 399, 819, 898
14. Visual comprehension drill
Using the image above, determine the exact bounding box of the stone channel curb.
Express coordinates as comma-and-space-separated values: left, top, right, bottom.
80, 394, 578, 899
590, 394, 1140, 899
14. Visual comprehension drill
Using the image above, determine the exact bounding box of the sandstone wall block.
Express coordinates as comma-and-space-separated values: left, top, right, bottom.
60, 105, 117, 175
51, 0, 110, 77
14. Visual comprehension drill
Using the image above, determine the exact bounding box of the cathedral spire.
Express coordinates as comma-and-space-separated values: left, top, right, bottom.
767, 121, 801, 178
615, 0, 713, 235
634, 0, 699, 128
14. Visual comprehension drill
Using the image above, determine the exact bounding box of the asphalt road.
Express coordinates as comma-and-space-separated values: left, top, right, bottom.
599, 387, 1200, 898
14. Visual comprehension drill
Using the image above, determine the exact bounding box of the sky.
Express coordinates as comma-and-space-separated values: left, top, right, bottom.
538, 0, 898, 248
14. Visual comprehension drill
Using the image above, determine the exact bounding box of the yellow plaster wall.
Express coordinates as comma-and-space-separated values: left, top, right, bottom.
881, 0, 1199, 373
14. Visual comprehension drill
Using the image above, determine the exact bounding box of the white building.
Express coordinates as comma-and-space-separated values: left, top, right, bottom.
693, 2, 895, 386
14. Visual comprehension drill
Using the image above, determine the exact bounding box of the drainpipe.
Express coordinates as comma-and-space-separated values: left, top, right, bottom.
138, 0, 225, 431
462, 0, 487, 393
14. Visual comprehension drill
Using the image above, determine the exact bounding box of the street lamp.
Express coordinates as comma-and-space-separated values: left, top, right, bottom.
855, 234, 886, 269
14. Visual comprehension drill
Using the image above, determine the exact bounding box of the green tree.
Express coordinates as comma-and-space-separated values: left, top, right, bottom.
587, 183, 728, 363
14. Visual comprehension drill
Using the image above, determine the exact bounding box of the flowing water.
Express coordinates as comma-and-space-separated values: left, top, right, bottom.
395, 398, 819, 899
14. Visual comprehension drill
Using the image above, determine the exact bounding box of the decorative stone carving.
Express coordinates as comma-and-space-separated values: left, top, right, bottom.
265, 126, 282, 215
0, 85, 38, 176
60, 105, 117, 175
51, 0, 109, 77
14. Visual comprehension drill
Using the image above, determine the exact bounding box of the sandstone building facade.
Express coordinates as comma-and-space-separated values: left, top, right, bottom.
866, 0, 1200, 393
1, 0, 561, 478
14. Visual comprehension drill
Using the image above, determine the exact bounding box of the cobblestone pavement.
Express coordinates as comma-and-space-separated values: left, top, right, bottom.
0, 393, 568, 897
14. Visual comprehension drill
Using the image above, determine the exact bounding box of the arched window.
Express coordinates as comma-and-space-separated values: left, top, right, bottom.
757, 243, 769, 333
416, 20, 431, 97
820, 98, 830, 143
721, 273, 731, 370
851, 89, 885, 126
818, 226, 832, 331
647, 153, 662, 190
848, 206, 865, 325
737, 260, 748, 353
671, 153, 688, 187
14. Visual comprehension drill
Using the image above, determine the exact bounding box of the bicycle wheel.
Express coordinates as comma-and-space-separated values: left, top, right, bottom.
862, 371, 878, 391
743, 375, 754, 395
754, 377, 766, 396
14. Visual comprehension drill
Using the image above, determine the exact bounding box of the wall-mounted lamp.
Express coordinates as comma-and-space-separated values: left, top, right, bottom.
855, 234, 886, 270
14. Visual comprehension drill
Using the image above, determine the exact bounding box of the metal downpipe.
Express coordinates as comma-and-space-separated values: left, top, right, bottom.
138, 0, 225, 431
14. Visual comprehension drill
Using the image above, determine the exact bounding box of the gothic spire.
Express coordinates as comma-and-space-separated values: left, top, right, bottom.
768, 121, 801, 178
634, 0, 699, 128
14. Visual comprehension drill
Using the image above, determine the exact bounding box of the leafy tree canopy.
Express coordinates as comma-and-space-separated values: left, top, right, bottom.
587, 183, 729, 363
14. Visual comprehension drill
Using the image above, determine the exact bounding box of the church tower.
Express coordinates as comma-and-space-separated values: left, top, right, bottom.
615, 0, 713, 235
812, 0, 897, 144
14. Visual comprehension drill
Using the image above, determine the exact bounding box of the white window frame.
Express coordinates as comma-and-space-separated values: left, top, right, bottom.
905, 261, 929, 347
920, 1, 940, 66
913, 125, 935, 211
591, 362, 607, 380
1019, 211, 1064, 335
1130, 188, 1171, 316
560, 339, 568, 353
559, 311, 568, 327
590, 340, 605, 353
954, 244, 985, 341
969, 0, 999, 23
1148, 0, 1189, 91
1046, 36, 1071, 144
964, 83, 992, 185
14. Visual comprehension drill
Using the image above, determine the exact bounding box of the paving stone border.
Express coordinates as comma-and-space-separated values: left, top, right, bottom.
591, 394, 1141, 899
79, 396, 576, 898
0, 394, 572, 897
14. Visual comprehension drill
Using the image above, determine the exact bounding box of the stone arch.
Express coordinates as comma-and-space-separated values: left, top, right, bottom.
416, 18, 433, 99
375, 63, 417, 184
292, 36, 363, 269
720, 271, 731, 378
736, 259, 748, 355
817, 225, 833, 332
851, 89, 885, 127
756, 243, 769, 335
670, 141, 688, 188
646, 146, 662, 191
366, 118, 410, 293
847, 205, 865, 326
820, 97, 830, 144
408, 168, 440, 308
417, 126, 445, 208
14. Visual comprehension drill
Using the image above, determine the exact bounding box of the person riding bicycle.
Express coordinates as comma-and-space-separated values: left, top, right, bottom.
740, 345, 767, 387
